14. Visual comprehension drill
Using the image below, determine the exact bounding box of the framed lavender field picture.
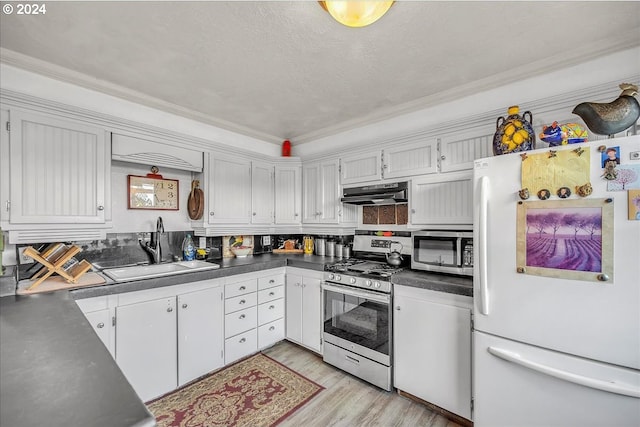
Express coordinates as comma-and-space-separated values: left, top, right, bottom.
516, 199, 613, 282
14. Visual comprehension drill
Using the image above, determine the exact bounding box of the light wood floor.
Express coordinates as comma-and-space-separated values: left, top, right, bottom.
262, 340, 463, 427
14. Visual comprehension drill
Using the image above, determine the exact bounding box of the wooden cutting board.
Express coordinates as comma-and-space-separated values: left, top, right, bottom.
17, 272, 107, 295
272, 249, 304, 254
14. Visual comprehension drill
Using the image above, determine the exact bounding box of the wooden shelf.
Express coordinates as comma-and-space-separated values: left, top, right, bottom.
23, 244, 92, 291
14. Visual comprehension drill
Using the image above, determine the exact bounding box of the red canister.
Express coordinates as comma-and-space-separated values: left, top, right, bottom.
282, 140, 291, 157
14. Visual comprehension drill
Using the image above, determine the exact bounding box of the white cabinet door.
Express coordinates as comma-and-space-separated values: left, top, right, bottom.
410, 171, 473, 226
83, 309, 114, 358
209, 154, 251, 224
177, 286, 224, 387
383, 139, 437, 179
301, 274, 322, 353
251, 161, 274, 224
8, 109, 109, 224
286, 269, 323, 353
340, 151, 382, 185
285, 273, 304, 344
394, 287, 472, 420
439, 127, 493, 173
115, 297, 177, 402
302, 162, 320, 223
274, 165, 301, 225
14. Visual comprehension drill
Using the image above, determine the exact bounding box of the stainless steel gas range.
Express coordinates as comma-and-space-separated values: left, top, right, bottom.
321, 231, 411, 391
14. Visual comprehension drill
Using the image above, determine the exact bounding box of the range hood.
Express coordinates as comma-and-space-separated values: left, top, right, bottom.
341, 182, 408, 205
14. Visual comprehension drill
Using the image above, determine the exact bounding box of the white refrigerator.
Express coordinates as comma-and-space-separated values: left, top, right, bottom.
472, 136, 640, 427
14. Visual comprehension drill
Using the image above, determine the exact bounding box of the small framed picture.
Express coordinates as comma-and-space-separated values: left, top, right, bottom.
601, 146, 620, 168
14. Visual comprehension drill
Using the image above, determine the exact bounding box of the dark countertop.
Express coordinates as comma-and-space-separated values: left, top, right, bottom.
391, 269, 473, 297
0, 292, 155, 427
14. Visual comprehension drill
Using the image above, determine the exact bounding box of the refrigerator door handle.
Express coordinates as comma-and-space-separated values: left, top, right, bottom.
478, 175, 490, 315
488, 346, 640, 399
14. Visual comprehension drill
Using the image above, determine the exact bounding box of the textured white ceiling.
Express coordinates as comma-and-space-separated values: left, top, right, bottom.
1, 1, 639, 145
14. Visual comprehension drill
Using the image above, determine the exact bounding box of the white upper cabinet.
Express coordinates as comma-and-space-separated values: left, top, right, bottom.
1, 109, 111, 242
208, 153, 251, 224
340, 151, 382, 185
274, 164, 302, 225
383, 139, 437, 179
339, 139, 437, 185
7, 109, 109, 224
302, 159, 340, 224
410, 170, 473, 226
251, 161, 274, 225
439, 126, 493, 173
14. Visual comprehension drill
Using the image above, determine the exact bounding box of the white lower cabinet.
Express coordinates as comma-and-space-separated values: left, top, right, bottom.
285, 267, 323, 353
177, 286, 224, 387
75, 295, 116, 358
394, 285, 472, 420
115, 296, 177, 402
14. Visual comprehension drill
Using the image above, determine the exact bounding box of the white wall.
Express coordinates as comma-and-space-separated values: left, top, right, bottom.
110, 161, 195, 234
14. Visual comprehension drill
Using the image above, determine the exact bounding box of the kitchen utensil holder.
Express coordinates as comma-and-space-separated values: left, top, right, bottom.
23, 244, 92, 290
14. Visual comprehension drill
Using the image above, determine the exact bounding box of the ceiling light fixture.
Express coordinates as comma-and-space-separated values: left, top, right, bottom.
319, 1, 394, 28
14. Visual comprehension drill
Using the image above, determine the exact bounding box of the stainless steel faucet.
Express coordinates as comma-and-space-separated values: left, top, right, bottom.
140, 217, 164, 264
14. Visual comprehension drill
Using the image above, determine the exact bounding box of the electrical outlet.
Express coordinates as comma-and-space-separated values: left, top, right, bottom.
18, 247, 34, 264
262, 235, 271, 246
630, 151, 640, 160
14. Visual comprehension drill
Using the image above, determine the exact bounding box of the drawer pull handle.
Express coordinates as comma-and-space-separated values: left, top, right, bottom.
239, 299, 246, 305
239, 314, 246, 319
269, 292, 275, 296
269, 305, 275, 310
239, 338, 246, 343
239, 286, 246, 291
167, 307, 173, 313
269, 279, 275, 284
269, 326, 275, 331
182, 303, 188, 309
96, 322, 104, 329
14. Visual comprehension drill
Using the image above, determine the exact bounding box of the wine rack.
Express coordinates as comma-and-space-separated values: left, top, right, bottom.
23, 244, 92, 290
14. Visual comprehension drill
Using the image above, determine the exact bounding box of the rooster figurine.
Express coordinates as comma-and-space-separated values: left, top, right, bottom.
572, 83, 640, 137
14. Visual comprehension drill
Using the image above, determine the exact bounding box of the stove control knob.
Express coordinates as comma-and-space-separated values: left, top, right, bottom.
350, 277, 356, 284
365, 280, 372, 287
374, 282, 381, 288
328, 273, 335, 280
335, 275, 341, 281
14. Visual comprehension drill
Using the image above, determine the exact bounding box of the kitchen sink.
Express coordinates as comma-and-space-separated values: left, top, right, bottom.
102, 260, 220, 282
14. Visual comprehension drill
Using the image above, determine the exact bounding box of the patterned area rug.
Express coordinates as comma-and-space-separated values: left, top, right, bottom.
147, 353, 324, 427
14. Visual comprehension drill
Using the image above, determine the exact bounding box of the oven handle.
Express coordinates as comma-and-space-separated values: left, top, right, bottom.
322, 283, 390, 304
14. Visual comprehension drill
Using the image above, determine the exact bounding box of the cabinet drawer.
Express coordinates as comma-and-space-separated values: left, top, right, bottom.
225, 292, 257, 314
258, 298, 285, 325
258, 274, 284, 290
258, 318, 285, 349
225, 279, 257, 298
257, 285, 284, 304
225, 329, 258, 365
225, 306, 257, 338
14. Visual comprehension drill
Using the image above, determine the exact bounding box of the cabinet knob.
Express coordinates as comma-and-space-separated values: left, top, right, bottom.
269, 279, 275, 284
269, 326, 275, 331
269, 305, 275, 310
167, 307, 173, 313
294, 213, 299, 217
440, 155, 446, 160
239, 314, 246, 319
252, 212, 256, 216
395, 306, 401, 311
97, 205, 104, 211
182, 303, 188, 309
239, 286, 246, 291
239, 338, 246, 343
239, 299, 246, 305
209, 211, 214, 216
411, 209, 416, 214
383, 164, 388, 169
96, 322, 104, 329
269, 291, 275, 296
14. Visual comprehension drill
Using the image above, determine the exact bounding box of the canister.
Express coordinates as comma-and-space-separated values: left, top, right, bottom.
335, 243, 344, 258
325, 240, 335, 257
343, 245, 351, 259
315, 238, 326, 256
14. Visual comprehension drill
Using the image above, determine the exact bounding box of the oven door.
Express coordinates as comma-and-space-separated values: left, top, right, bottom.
322, 282, 391, 366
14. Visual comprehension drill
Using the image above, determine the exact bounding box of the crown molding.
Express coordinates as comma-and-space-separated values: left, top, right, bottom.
0, 48, 283, 146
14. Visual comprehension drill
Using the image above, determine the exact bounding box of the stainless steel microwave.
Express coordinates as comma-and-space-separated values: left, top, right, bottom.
411, 230, 473, 276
